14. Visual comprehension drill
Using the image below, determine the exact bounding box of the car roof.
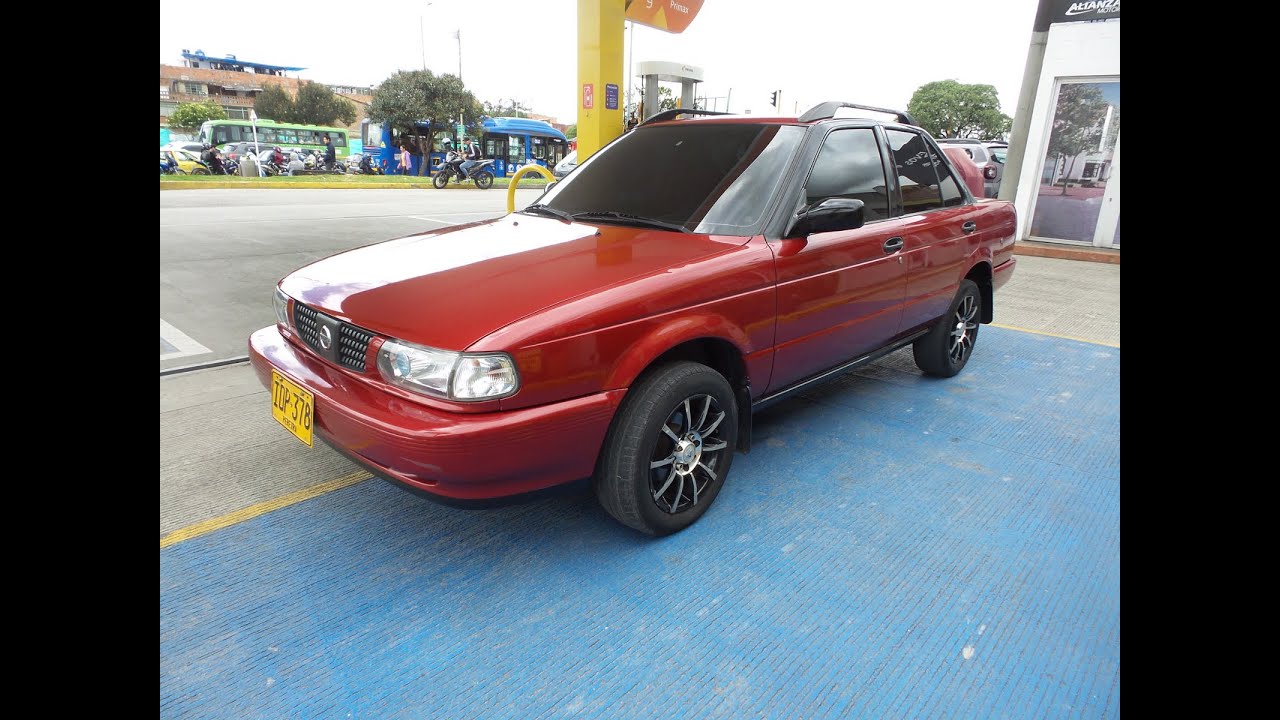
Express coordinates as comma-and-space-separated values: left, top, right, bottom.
637, 102, 922, 129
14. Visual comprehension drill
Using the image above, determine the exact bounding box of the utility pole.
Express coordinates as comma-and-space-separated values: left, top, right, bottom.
421, 2, 433, 72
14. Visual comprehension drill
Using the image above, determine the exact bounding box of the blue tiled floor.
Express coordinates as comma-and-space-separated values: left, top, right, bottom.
160, 327, 1119, 718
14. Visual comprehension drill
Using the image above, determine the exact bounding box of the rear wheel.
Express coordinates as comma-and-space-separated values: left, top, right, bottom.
473, 171, 494, 189
913, 279, 981, 377
595, 362, 738, 536
192, 167, 210, 176
432, 172, 448, 189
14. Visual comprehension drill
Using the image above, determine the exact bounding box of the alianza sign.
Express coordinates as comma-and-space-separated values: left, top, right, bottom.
1051, 0, 1120, 23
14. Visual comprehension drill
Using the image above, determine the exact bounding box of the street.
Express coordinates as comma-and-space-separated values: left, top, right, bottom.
160, 188, 545, 371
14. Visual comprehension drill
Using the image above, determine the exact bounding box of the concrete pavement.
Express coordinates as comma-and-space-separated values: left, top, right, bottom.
160, 218, 1119, 717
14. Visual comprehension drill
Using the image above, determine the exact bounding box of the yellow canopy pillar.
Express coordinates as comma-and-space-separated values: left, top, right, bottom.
577, 0, 626, 162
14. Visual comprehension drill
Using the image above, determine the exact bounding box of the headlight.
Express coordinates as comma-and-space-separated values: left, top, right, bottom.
452, 354, 519, 399
376, 340, 520, 401
377, 340, 458, 397
273, 287, 290, 327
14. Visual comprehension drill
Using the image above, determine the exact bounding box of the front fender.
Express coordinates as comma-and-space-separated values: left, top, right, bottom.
603, 313, 754, 390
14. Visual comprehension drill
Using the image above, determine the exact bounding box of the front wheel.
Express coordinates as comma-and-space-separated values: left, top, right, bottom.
473, 170, 494, 189
913, 279, 981, 377
192, 167, 210, 176
432, 172, 448, 189
594, 362, 738, 536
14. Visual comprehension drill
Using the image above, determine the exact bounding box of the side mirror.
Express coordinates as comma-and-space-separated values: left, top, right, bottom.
791, 198, 866, 236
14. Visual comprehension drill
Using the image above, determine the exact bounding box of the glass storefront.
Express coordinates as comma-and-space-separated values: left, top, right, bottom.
1030, 80, 1120, 245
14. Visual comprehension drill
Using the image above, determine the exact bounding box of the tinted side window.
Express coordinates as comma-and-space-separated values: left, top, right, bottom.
887, 129, 943, 213
804, 128, 889, 222
938, 165, 964, 207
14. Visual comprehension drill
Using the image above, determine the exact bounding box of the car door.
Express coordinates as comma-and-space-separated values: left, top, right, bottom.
768, 126, 913, 393
883, 128, 977, 333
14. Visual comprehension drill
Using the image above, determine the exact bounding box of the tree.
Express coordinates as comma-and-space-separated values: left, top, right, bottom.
252, 85, 294, 123
907, 80, 1012, 140
253, 83, 356, 126
565, 124, 577, 139
624, 87, 678, 124
168, 100, 226, 131
294, 82, 356, 126
1045, 84, 1108, 194
369, 69, 485, 175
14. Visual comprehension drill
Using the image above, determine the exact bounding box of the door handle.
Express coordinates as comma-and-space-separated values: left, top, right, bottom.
883, 236, 904, 254
962, 221, 978, 234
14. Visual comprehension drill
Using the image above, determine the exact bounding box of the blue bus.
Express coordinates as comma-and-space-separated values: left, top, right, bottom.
361, 116, 569, 177
479, 117, 569, 177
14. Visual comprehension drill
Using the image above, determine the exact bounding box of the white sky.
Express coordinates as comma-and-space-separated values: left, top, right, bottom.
160, 0, 1038, 124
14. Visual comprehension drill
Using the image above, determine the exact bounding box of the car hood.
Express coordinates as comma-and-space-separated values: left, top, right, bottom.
281, 214, 744, 350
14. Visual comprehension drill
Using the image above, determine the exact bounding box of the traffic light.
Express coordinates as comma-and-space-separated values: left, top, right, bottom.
770, 91, 778, 108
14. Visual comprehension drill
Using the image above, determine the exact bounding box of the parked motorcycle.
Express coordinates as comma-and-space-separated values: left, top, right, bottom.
301, 149, 344, 174
352, 153, 383, 176
432, 155, 496, 189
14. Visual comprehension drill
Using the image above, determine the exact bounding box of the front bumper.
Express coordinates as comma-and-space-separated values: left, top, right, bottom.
248, 326, 625, 500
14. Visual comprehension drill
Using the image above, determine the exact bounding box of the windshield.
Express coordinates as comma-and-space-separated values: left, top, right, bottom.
536, 123, 804, 236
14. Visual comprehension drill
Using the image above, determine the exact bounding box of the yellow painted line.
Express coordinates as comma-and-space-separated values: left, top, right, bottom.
160, 470, 372, 549
992, 323, 1120, 349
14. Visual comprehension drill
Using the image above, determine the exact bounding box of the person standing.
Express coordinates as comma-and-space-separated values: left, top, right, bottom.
399, 144, 413, 176
321, 134, 337, 171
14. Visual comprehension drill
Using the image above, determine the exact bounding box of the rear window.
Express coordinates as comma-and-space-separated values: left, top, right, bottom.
989, 147, 1007, 163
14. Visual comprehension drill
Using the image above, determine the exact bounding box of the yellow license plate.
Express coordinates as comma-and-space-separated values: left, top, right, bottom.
271, 370, 314, 447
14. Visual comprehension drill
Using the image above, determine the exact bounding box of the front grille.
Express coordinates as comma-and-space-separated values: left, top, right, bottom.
294, 303, 322, 349
291, 303, 375, 371
338, 325, 374, 370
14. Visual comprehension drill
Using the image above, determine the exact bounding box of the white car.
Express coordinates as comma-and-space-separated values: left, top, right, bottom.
553, 151, 577, 178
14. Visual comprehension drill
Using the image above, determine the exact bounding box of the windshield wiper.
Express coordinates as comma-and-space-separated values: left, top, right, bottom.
570, 211, 690, 233
519, 204, 574, 224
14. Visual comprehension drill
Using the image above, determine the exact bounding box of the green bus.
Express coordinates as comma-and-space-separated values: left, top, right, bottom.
197, 119, 352, 159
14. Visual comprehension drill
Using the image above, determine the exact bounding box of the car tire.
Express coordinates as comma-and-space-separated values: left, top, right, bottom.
432, 172, 448, 189
193, 167, 210, 175
913, 279, 981, 378
594, 361, 738, 536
